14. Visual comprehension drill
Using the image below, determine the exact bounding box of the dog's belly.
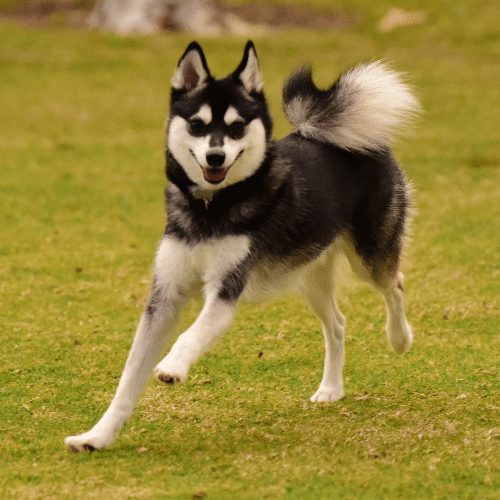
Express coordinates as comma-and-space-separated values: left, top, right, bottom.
241, 250, 330, 302
241, 236, 347, 302
241, 261, 300, 301
241, 261, 305, 302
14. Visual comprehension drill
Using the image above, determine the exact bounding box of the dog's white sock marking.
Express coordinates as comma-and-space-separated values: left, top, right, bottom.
382, 275, 413, 355
155, 297, 236, 383
301, 253, 345, 403
310, 303, 345, 403
156, 234, 250, 383
65, 237, 190, 452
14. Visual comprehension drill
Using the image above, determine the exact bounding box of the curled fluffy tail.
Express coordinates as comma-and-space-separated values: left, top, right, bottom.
283, 61, 420, 153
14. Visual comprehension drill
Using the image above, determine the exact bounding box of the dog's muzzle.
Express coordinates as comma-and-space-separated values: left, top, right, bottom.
190, 148, 244, 185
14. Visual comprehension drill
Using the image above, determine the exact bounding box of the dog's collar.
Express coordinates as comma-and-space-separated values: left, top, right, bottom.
189, 186, 215, 209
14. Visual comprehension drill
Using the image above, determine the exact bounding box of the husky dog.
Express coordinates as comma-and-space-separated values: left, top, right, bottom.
65, 41, 419, 452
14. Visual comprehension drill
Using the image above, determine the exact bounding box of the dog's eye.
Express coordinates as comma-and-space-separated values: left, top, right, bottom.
228, 122, 245, 139
189, 119, 205, 136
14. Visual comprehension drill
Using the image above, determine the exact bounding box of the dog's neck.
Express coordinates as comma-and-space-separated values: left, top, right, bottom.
189, 186, 215, 208
166, 145, 286, 215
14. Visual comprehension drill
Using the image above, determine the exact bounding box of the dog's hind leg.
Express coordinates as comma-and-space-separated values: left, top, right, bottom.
380, 272, 413, 354
301, 252, 345, 403
64, 237, 191, 452
345, 165, 413, 355
342, 239, 413, 355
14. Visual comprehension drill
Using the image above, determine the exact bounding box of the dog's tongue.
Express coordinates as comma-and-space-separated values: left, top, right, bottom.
203, 167, 227, 184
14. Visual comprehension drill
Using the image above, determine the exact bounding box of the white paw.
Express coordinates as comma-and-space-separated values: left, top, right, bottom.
310, 386, 344, 403
154, 359, 188, 385
388, 321, 413, 355
64, 430, 114, 453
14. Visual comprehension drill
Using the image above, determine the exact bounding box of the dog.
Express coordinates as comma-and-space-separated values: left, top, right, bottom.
65, 41, 419, 452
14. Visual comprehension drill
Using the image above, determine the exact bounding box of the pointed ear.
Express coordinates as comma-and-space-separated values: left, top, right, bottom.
232, 41, 263, 94
171, 42, 211, 91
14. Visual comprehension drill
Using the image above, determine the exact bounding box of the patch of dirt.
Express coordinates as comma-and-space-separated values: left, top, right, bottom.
0, 0, 354, 31
0, 0, 89, 28
223, 2, 354, 31
377, 7, 427, 33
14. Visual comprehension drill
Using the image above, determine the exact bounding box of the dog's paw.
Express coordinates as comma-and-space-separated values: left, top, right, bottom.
310, 386, 344, 403
154, 360, 188, 385
387, 320, 413, 355
64, 430, 113, 453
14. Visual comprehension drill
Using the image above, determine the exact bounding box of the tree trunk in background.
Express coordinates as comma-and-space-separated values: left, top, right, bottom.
87, 0, 225, 35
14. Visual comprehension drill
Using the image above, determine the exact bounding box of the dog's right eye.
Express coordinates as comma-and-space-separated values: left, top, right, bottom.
189, 119, 205, 136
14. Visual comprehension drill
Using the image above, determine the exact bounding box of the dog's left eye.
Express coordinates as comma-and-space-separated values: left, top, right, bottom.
227, 122, 245, 139
189, 119, 205, 136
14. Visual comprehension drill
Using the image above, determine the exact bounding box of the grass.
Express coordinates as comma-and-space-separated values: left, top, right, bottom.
0, 1, 499, 498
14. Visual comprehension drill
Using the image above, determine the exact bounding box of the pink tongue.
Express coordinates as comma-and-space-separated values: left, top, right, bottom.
204, 168, 226, 182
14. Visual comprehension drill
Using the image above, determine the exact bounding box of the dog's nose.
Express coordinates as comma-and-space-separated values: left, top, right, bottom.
206, 152, 225, 168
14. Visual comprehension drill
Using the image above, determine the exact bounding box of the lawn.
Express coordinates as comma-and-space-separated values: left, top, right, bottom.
0, 1, 499, 498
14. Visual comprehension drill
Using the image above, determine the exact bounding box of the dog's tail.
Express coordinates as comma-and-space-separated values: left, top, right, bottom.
282, 61, 420, 153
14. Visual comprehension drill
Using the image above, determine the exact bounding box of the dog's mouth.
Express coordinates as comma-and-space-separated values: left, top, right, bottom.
189, 149, 244, 185
202, 167, 229, 184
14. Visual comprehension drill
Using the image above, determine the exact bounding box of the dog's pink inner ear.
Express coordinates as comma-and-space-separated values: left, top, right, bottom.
183, 63, 200, 89
233, 43, 263, 94
172, 48, 210, 91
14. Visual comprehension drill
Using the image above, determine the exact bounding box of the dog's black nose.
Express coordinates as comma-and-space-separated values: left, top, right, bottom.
206, 152, 225, 168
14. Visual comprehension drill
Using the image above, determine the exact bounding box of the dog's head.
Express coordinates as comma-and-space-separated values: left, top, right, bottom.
167, 41, 272, 190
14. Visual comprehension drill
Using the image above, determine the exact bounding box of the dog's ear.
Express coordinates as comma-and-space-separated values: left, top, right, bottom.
232, 41, 263, 94
172, 41, 211, 91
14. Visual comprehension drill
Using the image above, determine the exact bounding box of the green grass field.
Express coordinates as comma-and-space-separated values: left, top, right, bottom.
1, 1, 499, 498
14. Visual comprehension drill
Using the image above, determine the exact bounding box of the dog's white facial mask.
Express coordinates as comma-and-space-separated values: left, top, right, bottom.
168, 106, 267, 191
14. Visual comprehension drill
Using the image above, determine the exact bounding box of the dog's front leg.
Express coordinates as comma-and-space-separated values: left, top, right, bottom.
65, 237, 190, 452
155, 238, 251, 384
154, 291, 236, 384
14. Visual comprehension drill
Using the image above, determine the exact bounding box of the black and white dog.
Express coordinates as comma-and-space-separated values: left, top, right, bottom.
65, 41, 419, 452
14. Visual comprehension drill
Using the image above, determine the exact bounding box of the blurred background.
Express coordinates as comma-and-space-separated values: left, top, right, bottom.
0, 0, 431, 34
0, 1, 498, 498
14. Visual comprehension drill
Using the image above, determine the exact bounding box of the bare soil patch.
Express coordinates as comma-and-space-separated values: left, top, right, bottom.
0, 0, 354, 31
223, 2, 354, 31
